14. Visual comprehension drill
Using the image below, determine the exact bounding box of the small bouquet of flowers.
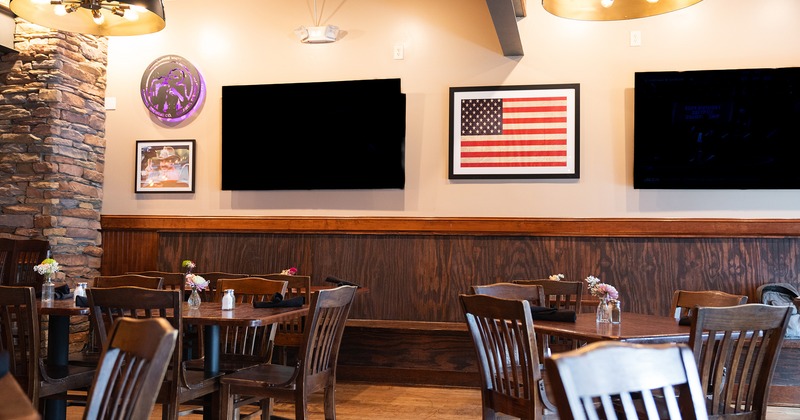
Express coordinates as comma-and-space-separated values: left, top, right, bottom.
281, 267, 298, 275
34, 258, 60, 277
182, 259, 196, 273
585, 275, 619, 302
549, 273, 565, 281
185, 274, 209, 291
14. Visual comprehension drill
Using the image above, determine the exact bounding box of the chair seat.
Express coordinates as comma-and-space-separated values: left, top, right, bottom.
40, 364, 96, 398
68, 352, 101, 368
221, 363, 298, 390
183, 356, 264, 373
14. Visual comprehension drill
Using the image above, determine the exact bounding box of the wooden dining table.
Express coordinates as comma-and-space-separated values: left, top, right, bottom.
182, 301, 308, 420
37, 298, 89, 420
534, 312, 691, 348
0, 372, 40, 420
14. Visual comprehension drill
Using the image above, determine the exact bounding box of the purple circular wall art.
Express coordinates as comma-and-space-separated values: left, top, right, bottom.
140, 55, 205, 122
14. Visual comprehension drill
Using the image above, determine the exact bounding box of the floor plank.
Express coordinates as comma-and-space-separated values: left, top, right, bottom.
65, 382, 800, 419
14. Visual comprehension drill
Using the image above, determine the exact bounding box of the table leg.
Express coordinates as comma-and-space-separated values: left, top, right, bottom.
203, 324, 220, 420
44, 314, 69, 420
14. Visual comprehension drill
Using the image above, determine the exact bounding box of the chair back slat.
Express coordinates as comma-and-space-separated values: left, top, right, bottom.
126, 271, 185, 291
300, 286, 357, 379
94, 274, 164, 289
511, 279, 584, 312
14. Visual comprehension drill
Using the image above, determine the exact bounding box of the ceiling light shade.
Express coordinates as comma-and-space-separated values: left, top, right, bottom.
542, 0, 704, 21
9, 0, 165, 36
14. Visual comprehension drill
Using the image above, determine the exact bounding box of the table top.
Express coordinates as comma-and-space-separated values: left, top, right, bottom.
533, 312, 691, 344
182, 302, 308, 327
37, 299, 89, 316
0, 373, 40, 420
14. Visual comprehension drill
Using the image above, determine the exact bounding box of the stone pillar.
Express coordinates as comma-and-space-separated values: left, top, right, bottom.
0, 20, 108, 354
0, 19, 106, 288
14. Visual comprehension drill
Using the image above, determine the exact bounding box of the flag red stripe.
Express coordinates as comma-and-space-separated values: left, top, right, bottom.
504, 96, 567, 102
502, 128, 567, 135
504, 106, 567, 113
504, 117, 567, 124
461, 161, 567, 167
461, 151, 567, 157
461, 139, 567, 147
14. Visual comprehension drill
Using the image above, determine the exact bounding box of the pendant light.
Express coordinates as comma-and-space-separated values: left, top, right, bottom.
542, 0, 703, 21
9, 0, 165, 36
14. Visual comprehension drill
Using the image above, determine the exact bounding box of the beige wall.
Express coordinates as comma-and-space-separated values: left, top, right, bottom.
102, 0, 800, 218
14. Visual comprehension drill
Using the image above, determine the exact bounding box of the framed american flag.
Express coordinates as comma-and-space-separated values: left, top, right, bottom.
448, 84, 580, 179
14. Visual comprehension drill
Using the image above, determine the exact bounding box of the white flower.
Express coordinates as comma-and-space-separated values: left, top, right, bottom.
549, 273, 565, 281
186, 274, 209, 291
34, 258, 59, 276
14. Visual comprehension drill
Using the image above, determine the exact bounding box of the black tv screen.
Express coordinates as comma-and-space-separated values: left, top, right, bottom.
222, 78, 405, 190
633, 67, 800, 189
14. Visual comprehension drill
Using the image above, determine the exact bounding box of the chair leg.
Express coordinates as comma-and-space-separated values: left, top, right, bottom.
323, 384, 337, 420
260, 398, 273, 420
295, 392, 309, 420
221, 383, 235, 420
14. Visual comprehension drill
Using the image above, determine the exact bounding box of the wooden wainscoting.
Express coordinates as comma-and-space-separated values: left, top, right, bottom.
100, 216, 800, 403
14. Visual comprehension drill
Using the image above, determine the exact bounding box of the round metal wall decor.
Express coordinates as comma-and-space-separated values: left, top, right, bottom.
140, 55, 205, 122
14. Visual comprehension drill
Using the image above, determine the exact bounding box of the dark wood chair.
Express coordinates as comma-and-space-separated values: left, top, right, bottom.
83, 317, 178, 420
6, 240, 50, 292
0, 286, 96, 416
94, 273, 164, 289
459, 293, 549, 420
470, 282, 546, 305
512, 279, 585, 355
688, 303, 792, 419
86, 286, 218, 420
252, 273, 312, 365
126, 271, 185, 291
193, 272, 248, 301
220, 285, 358, 420
0, 238, 15, 285
186, 277, 288, 374
71, 274, 165, 368
545, 341, 709, 420
671, 290, 748, 322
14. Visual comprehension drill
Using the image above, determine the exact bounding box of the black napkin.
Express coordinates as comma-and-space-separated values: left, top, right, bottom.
678, 316, 691, 326
75, 295, 89, 307
253, 292, 305, 308
530, 306, 577, 322
324, 276, 361, 288
54, 284, 72, 300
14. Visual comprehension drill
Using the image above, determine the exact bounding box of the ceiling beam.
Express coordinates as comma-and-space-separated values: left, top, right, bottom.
485, 0, 526, 56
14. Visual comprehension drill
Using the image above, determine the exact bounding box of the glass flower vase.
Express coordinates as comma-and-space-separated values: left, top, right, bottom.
188, 287, 202, 309
596, 298, 611, 323
41, 274, 55, 302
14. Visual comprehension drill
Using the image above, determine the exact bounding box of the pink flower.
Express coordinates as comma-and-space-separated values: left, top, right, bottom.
185, 274, 209, 291
281, 267, 298, 275
595, 283, 619, 300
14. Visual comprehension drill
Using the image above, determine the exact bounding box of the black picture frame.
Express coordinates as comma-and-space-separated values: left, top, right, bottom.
135, 140, 195, 193
449, 83, 580, 179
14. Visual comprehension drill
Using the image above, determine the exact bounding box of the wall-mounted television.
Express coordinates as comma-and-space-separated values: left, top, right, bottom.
633, 67, 800, 189
222, 78, 405, 190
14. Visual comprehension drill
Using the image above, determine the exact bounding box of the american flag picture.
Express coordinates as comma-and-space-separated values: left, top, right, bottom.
449, 84, 579, 179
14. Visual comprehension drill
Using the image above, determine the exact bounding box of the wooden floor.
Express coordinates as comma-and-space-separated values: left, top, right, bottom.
65, 382, 800, 419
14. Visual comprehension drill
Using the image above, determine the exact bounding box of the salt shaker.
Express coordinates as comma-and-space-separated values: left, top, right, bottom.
611, 300, 622, 324
74, 282, 87, 304
221, 289, 235, 311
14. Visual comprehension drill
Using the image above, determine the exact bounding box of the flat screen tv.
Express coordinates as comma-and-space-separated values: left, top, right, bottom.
222, 78, 405, 190
633, 67, 800, 189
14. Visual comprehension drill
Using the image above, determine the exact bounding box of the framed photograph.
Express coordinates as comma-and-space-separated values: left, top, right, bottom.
449, 84, 580, 179
135, 140, 195, 193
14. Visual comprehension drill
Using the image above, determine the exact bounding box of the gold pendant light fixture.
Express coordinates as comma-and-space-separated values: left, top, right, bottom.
9, 0, 165, 36
542, 0, 704, 21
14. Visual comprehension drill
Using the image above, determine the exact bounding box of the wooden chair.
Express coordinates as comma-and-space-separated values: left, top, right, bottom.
252, 273, 312, 365
512, 279, 585, 355
470, 282, 546, 305
126, 271, 186, 291
83, 317, 178, 420
671, 290, 748, 322
0, 238, 15, 285
86, 286, 218, 420
6, 240, 50, 292
688, 304, 792, 419
220, 285, 358, 420
94, 273, 164, 289
459, 293, 548, 420
0, 286, 96, 416
545, 341, 709, 420
193, 272, 248, 301
186, 277, 288, 374
72, 274, 165, 368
